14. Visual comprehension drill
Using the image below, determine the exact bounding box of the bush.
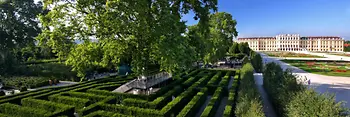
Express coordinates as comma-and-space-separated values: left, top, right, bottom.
177, 88, 208, 117
62, 92, 107, 103
235, 63, 264, 117
20, 86, 27, 92
200, 87, 224, 117
0, 89, 52, 105
0, 91, 5, 96
48, 94, 91, 110
251, 51, 263, 73
21, 98, 74, 116
286, 89, 348, 117
85, 110, 131, 117
0, 103, 49, 117
263, 62, 348, 117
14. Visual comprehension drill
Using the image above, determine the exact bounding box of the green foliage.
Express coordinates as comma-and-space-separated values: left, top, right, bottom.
242, 56, 249, 65
263, 62, 348, 117
0, 103, 49, 117
48, 94, 91, 110
85, 110, 132, 117
238, 42, 250, 55
229, 42, 240, 54
62, 92, 107, 103
20, 86, 27, 92
250, 51, 263, 73
286, 89, 347, 117
0, 0, 43, 50
21, 98, 74, 116
200, 87, 224, 117
177, 88, 208, 117
235, 63, 264, 117
0, 91, 5, 96
38, 0, 218, 75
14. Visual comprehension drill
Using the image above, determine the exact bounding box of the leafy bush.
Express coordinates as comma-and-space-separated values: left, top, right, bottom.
62, 92, 107, 103
0, 103, 49, 117
85, 110, 132, 117
48, 94, 91, 110
0, 76, 49, 89
250, 51, 263, 73
20, 86, 27, 92
200, 87, 224, 117
263, 62, 348, 117
0, 89, 52, 105
235, 63, 264, 117
21, 98, 74, 116
177, 88, 208, 117
0, 91, 5, 96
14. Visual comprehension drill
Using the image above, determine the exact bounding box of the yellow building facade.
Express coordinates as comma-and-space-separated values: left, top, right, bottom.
237, 34, 344, 52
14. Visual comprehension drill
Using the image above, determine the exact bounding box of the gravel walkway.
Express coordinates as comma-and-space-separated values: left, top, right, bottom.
254, 73, 278, 117
195, 96, 212, 117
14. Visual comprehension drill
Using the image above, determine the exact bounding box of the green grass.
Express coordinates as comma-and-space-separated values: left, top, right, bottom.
263, 52, 325, 58
282, 60, 350, 77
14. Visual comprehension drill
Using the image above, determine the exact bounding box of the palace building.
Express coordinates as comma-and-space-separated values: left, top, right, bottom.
237, 34, 345, 52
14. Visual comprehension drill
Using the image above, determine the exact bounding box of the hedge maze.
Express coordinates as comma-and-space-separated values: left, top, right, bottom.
0, 69, 241, 117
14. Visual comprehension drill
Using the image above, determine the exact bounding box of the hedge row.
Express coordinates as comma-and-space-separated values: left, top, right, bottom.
62, 92, 107, 103
21, 98, 74, 116
263, 62, 348, 116
87, 89, 148, 103
0, 89, 52, 105
234, 63, 264, 117
77, 96, 115, 116
93, 84, 121, 91
96, 71, 209, 117
48, 94, 91, 111
200, 87, 224, 117
207, 71, 223, 86
223, 87, 236, 117
176, 88, 208, 117
122, 86, 183, 109
0, 103, 49, 117
84, 110, 132, 117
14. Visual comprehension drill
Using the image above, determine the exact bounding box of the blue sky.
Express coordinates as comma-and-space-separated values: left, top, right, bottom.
182, 0, 350, 40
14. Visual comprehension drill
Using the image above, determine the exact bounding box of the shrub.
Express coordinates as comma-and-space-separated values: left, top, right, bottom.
0, 91, 5, 96
223, 105, 232, 117
85, 110, 132, 117
20, 86, 27, 92
263, 62, 348, 116
177, 88, 208, 117
62, 92, 107, 103
251, 52, 263, 73
235, 63, 264, 117
21, 98, 74, 116
200, 87, 224, 117
0, 89, 52, 105
0, 103, 49, 117
99, 104, 163, 117
48, 94, 91, 110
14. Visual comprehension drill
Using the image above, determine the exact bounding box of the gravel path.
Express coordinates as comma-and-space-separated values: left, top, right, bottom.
28, 81, 79, 91
195, 96, 212, 117
214, 76, 235, 117
254, 73, 278, 117
260, 52, 350, 109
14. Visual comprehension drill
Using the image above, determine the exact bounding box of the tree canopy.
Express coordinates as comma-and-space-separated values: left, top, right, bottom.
38, 0, 220, 76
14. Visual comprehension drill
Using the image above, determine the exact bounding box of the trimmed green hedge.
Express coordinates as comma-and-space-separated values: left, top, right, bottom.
77, 97, 115, 116
0, 89, 52, 105
62, 92, 107, 103
177, 88, 208, 117
235, 63, 264, 117
87, 89, 148, 103
0, 103, 49, 117
48, 94, 91, 110
21, 98, 74, 116
84, 110, 132, 117
200, 87, 224, 117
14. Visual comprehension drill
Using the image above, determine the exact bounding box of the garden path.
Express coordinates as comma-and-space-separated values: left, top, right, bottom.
195, 96, 212, 117
254, 73, 278, 117
259, 52, 350, 109
294, 51, 350, 61
214, 76, 235, 117
28, 81, 78, 91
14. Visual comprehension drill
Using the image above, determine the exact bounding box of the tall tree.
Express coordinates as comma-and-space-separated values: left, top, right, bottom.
38, 0, 217, 76
0, 0, 43, 50
0, 0, 43, 75
229, 42, 239, 54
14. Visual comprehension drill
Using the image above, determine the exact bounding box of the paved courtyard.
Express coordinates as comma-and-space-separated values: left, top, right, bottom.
259, 52, 350, 109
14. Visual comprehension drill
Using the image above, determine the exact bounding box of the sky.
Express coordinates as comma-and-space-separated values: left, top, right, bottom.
182, 0, 350, 40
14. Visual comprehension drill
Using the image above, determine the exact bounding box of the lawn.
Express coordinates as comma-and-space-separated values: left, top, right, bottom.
263, 52, 324, 58
281, 60, 350, 77
327, 53, 350, 57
